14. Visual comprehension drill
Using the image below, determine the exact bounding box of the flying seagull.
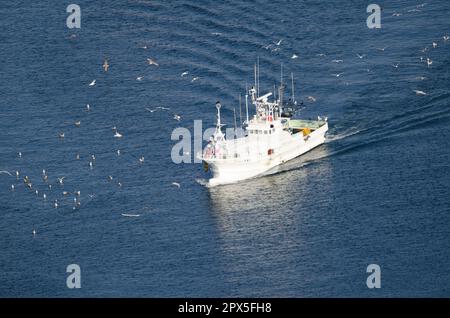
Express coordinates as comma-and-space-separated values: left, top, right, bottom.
413, 90, 427, 96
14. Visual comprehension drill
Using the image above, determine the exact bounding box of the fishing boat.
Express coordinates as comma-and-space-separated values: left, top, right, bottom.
198, 64, 328, 186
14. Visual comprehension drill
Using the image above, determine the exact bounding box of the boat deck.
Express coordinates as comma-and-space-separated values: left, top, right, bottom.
288, 119, 326, 130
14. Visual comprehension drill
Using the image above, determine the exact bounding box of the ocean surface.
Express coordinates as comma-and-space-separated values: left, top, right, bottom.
1, 0, 450, 297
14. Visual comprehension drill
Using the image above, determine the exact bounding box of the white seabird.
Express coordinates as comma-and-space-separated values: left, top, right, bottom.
103, 59, 109, 72
147, 58, 159, 66
114, 131, 123, 138
57, 177, 65, 185
413, 90, 427, 96
0, 170, 12, 176
89, 79, 96, 86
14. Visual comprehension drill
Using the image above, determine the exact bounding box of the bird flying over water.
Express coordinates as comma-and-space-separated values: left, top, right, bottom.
147, 58, 159, 66
89, 79, 96, 86
103, 59, 109, 72
413, 90, 427, 96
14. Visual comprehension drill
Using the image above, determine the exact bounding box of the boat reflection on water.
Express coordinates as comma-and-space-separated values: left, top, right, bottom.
205, 145, 332, 295
207, 144, 332, 235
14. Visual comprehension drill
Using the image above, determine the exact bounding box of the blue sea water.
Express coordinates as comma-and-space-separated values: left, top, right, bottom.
1, 0, 450, 297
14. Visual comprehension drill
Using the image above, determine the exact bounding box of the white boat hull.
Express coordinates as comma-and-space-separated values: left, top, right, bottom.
204, 122, 328, 186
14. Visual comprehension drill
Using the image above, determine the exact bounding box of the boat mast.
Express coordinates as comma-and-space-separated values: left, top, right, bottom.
291, 72, 295, 102
279, 64, 284, 117
215, 101, 222, 132
257, 56, 260, 98
254, 63, 257, 96
239, 94, 242, 126
245, 87, 249, 124
233, 107, 237, 133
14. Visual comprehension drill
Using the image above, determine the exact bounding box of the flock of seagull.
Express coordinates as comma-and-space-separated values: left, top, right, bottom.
2, 3, 448, 238
257, 3, 448, 102
2, 47, 192, 238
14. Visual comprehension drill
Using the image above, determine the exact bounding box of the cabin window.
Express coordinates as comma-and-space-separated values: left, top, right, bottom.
264, 130, 268, 134
258, 130, 262, 134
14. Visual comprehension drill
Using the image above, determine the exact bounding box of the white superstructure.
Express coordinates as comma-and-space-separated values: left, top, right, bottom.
198, 67, 328, 186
